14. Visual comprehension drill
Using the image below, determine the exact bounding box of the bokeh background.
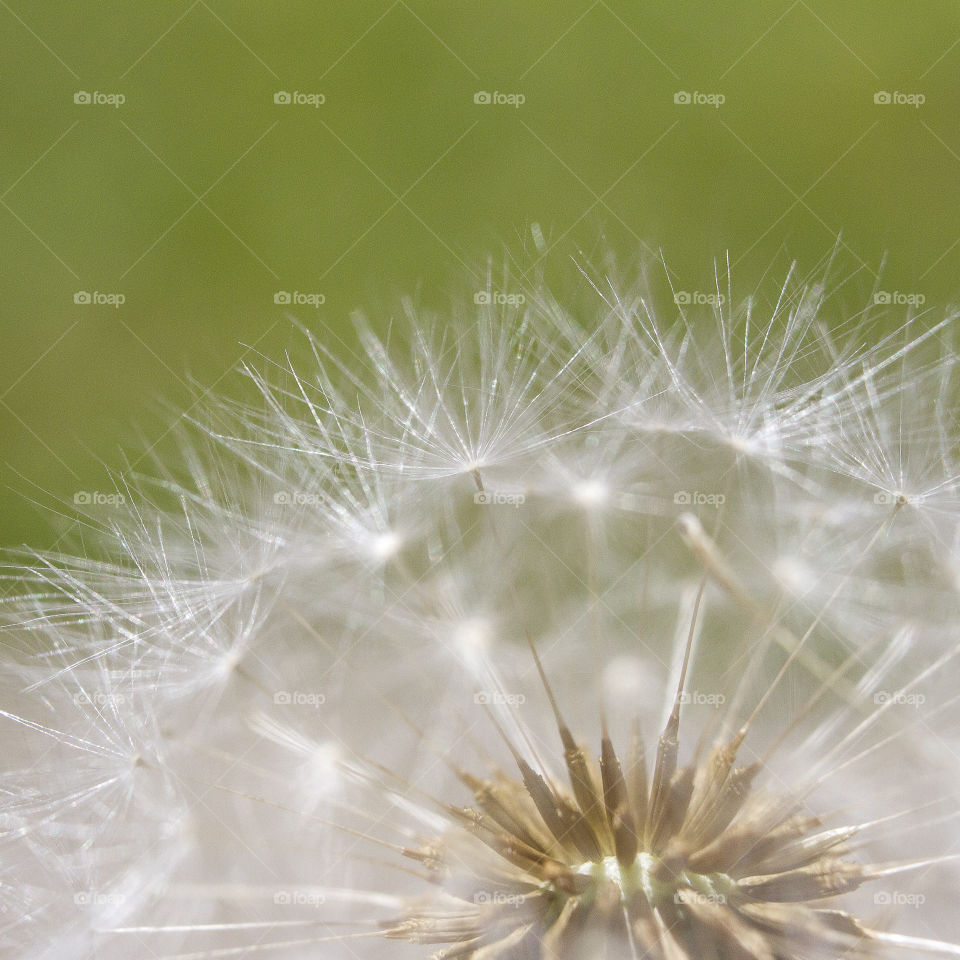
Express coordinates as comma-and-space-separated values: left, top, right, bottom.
2, 1, 960, 546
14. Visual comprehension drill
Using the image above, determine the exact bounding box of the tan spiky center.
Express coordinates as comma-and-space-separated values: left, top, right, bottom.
377, 617, 898, 959
381, 714, 877, 960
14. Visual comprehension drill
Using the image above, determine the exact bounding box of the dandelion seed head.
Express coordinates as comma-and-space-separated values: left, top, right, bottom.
3, 246, 960, 959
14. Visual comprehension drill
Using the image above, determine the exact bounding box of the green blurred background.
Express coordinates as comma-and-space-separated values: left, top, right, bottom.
2, 1, 960, 546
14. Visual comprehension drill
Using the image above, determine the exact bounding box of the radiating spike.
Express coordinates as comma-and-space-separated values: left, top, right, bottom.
626, 719, 649, 829
525, 632, 608, 850
599, 724, 638, 866
645, 578, 705, 847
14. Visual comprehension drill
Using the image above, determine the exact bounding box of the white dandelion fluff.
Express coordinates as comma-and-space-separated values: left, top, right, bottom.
2, 245, 960, 959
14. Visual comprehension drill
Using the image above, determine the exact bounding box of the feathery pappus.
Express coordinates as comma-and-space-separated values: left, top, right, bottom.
2, 245, 960, 959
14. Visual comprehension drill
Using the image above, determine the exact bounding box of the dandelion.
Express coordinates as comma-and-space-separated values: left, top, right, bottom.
2, 245, 960, 959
